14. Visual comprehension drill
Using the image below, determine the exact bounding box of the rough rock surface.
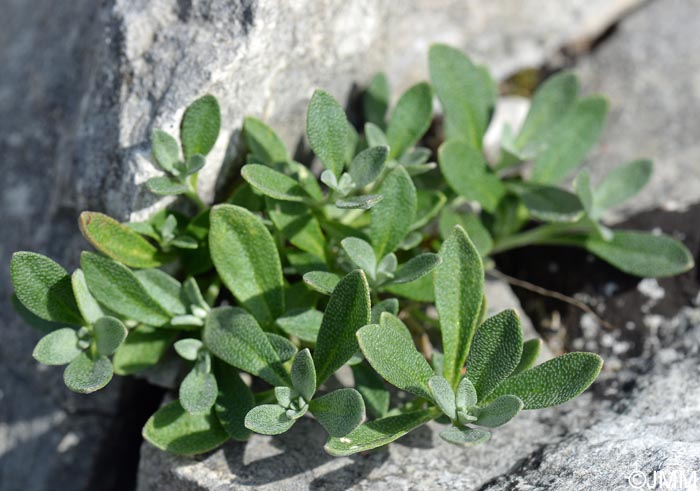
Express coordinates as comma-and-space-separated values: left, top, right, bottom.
136, 279, 555, 491
576, 0, 700, 221
69, 0, 642, 221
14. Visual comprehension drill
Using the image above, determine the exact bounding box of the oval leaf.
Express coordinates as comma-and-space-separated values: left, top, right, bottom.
357, 314, 434, 400
180, 368, 218, 415
81, 252, 171, 327
94, 316, 128, 356
428, 375, 456, 419
291, 349, 316, 402
474, 395, 523, 428
245, 404, 295, 435
71, 269, 104, 325
335, 195, 384, 210
209, 204, 285, 327
306, 90, 353, 177
349, 146, 388, 188
79, 212, 165, 269
386, 82, 433, 159
180, 94, 220, 160
313, 270, 371, 386
63, 353, 113, 393
439, 426, 490, 446
435, 226, 484, 386
11, 252, 83, 325
203, 306, 290, 387
466, 310, 523, 400
241, 164, 308, 202
151, 129, 180, 173
584, 230, 694, 278
324, 408, 437, 456
370, 166, 417, 258
309, 388, 365, 437
485, 352, 603, 409
33, 328, 81, 365
390, 253, 441, 285
135, 269, 187, 316
438, 140, 505, 213
275, 308, 323, 344
143, 400, 228, 455
593, 159, 653, 216
242, 116, 288, 165
302, 271, 340, 295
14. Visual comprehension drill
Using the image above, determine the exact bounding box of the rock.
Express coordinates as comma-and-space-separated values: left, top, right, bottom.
576, 0, 700, 221
66, 0, 643, 221
136, 279, 558, 491
481, 305, 700, 491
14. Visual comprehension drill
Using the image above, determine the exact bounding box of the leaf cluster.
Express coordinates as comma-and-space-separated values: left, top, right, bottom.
12, 44, 682, 457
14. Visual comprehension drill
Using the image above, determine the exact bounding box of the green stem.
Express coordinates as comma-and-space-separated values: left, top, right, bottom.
185, 174, 207, 212
490, 222, 587, 254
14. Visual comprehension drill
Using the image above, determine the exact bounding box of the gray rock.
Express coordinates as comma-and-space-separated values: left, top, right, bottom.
66, 0, 643, 221
482, 305, 700, 491
577, 0, 700, 222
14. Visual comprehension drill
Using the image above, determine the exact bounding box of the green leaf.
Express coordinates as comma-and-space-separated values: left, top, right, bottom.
411, 190, 447, 231
518, 184, 584, 223
438, 426, 490, 446
307, 89, 353, 177
365, 122, 388, 148
210, 204, 285, 327
438, 140, 505, 213
438, 208, 493, 257
474, 395, 523, 427
324, 408, 438, 456
182, 277, 208, 310
242, 116, 288, 164
574, 170, 595, 216
113, 326, 176, 375
267, 199, 326, 260
151, 129, 180, 173
357, 314, 434, 400
245, 404, 296, 435
429, 375, 456, 419
363, 73, 390, 127
485, 352, 603, 409
593, 159, 653, 216
303, 271, 340, 295
203, 307, 291, 387
146, 176, 190, 196
512, 339, 542, 376
214, 361, 255, 441
291, 348, 316, 401
532, 97, 608, 184
466, 310, 523, 400
309, 388, 365, 437
429, 44, 492, 148
386, 82, 433, 159
143, 400, 228, 455
180, 368, 218, 415
435, 226, 484, 386
515, 71, 579, 150
81, 252, 171, 326
335, 195, 384, 210
352, 362, 390, 418
383, 273, 435, 302
583, 230, 694, 278
71, 269, 103, 325
455, 376, 477, 410
313, 270, 371, 385
241, 164, 308, 202
267, 333, 298, 362
63, 353, 113, 393
370, 166, 417, 258
180, 94, 220, 160
183, 154, 206, 176
79, 211, 165, 269
390, 253, 441, 285
33, 328, 81, 365
11, 252, 83, 325
135, 269, 187, 316
93, 316, 128, 356
275, 308, 323, 344
341, 237, 377, 280
370, 298, 399, 324
174, 338, 203, 361
349, 146, 388, 188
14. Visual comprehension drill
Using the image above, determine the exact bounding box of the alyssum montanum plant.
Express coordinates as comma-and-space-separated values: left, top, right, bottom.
12, 43, 688, 457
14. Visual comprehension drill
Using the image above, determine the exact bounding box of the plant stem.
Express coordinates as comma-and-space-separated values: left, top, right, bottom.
490, 222, 589, 254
